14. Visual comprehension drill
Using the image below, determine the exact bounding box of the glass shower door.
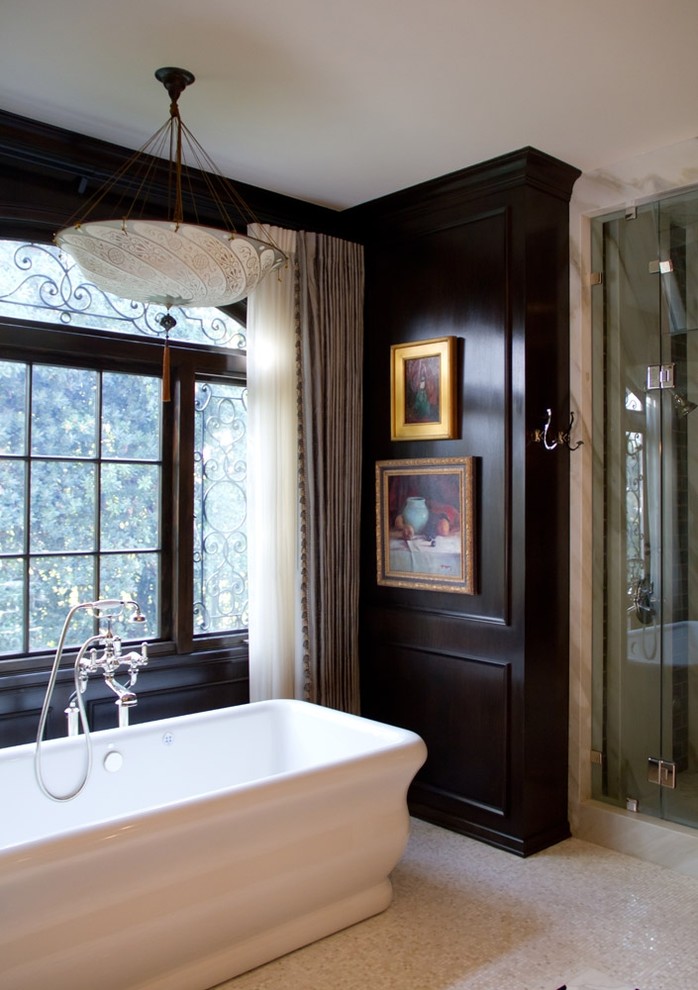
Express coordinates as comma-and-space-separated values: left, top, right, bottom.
591, 189, 698, 830
656, 190, 698, 828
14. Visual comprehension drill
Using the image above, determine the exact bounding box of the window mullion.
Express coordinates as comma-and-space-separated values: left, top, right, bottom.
22, 365, 32, 655
172, 360, 195, 652
95, 371, 103, 610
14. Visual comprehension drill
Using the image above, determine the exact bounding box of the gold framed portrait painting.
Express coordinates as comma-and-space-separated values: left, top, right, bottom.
390, 336, 458, 440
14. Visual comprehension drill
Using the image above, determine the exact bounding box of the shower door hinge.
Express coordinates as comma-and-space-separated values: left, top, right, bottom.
646, 363, 675, 390
590, 749, 603, 766
590, 271, 603, 286
647, 757, 677, 789
648, 259, 674, 274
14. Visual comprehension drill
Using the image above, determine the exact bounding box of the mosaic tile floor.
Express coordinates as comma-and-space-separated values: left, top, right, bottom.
561, 968, 641, 989
217, 818, 698, 990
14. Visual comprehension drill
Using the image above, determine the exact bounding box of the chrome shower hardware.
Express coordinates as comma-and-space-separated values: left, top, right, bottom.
34, 598, 148, 802
72, 606, 149, 730
631, 575, 656, 625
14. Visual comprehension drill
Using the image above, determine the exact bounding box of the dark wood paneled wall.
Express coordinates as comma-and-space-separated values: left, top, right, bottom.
347, 149, 580, 855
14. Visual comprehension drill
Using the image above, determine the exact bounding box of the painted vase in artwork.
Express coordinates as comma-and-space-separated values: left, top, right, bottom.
401, 496, 429, 534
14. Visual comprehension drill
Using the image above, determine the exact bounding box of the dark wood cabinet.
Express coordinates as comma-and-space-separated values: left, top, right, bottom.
349, 148, 580, 855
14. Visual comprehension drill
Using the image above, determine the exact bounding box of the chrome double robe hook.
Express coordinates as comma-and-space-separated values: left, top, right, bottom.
533, 408, 583, 451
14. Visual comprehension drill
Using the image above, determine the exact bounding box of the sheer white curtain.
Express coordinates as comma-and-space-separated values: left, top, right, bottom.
246, 225, 364, 711
246, 226, 301, 700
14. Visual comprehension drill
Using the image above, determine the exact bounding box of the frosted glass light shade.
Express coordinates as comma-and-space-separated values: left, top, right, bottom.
56, 219, 286, 308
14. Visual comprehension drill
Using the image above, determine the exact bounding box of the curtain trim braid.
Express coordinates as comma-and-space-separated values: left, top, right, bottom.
295, 256, 313, 701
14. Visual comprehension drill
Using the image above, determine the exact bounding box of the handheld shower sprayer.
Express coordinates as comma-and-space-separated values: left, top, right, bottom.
34, 596, 148, 801
85, 598, 146, 622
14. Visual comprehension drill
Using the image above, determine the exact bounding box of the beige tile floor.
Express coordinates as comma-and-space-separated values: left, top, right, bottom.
217, 817, 698, 990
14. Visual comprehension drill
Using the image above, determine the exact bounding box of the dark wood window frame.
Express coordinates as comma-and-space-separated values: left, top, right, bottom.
0, 313, 248, 677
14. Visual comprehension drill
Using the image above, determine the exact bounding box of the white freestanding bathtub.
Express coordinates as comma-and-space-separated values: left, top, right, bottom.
0, 699, 426, 990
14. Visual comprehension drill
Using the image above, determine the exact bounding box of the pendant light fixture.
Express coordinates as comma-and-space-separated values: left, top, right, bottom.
55, 67, 286, 397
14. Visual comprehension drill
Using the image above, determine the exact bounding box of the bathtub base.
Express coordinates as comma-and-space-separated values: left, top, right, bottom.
5, 878, 394, 990
147, 879, 393, 990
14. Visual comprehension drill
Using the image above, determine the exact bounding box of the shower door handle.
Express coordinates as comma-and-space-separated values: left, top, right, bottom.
647, 757, 676, 788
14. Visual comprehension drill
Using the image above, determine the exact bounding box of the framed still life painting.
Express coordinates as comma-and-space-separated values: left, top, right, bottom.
390, 335, 458, 440
375, 456, 476, 595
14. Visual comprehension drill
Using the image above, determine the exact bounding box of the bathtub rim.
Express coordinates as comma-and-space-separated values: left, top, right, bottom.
1, 698, 427, 862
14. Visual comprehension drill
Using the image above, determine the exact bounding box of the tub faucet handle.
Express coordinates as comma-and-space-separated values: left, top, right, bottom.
65, 699, 80, 736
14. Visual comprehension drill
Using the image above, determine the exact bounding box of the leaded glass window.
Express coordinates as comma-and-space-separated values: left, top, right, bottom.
194, 380, 248, 633
0, 239, 246, 347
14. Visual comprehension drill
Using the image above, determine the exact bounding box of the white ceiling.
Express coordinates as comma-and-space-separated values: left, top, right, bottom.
2, 0, 698, 210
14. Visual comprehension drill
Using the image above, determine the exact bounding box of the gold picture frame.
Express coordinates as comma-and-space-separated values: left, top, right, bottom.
376, 456, 476, 594
390, 336, 458, 440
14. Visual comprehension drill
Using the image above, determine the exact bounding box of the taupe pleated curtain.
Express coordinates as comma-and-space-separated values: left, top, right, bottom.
247, 226, 364, 714
297, 231, 364, 713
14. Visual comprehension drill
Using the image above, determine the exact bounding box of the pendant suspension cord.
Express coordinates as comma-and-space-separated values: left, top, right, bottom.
154, 66, 286, 255
57, 118, 173, 231
57, 64, 286, 258
171, 97, 185, 229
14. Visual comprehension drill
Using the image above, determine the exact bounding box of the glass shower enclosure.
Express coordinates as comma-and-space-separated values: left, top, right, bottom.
591, 187, 698, 830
